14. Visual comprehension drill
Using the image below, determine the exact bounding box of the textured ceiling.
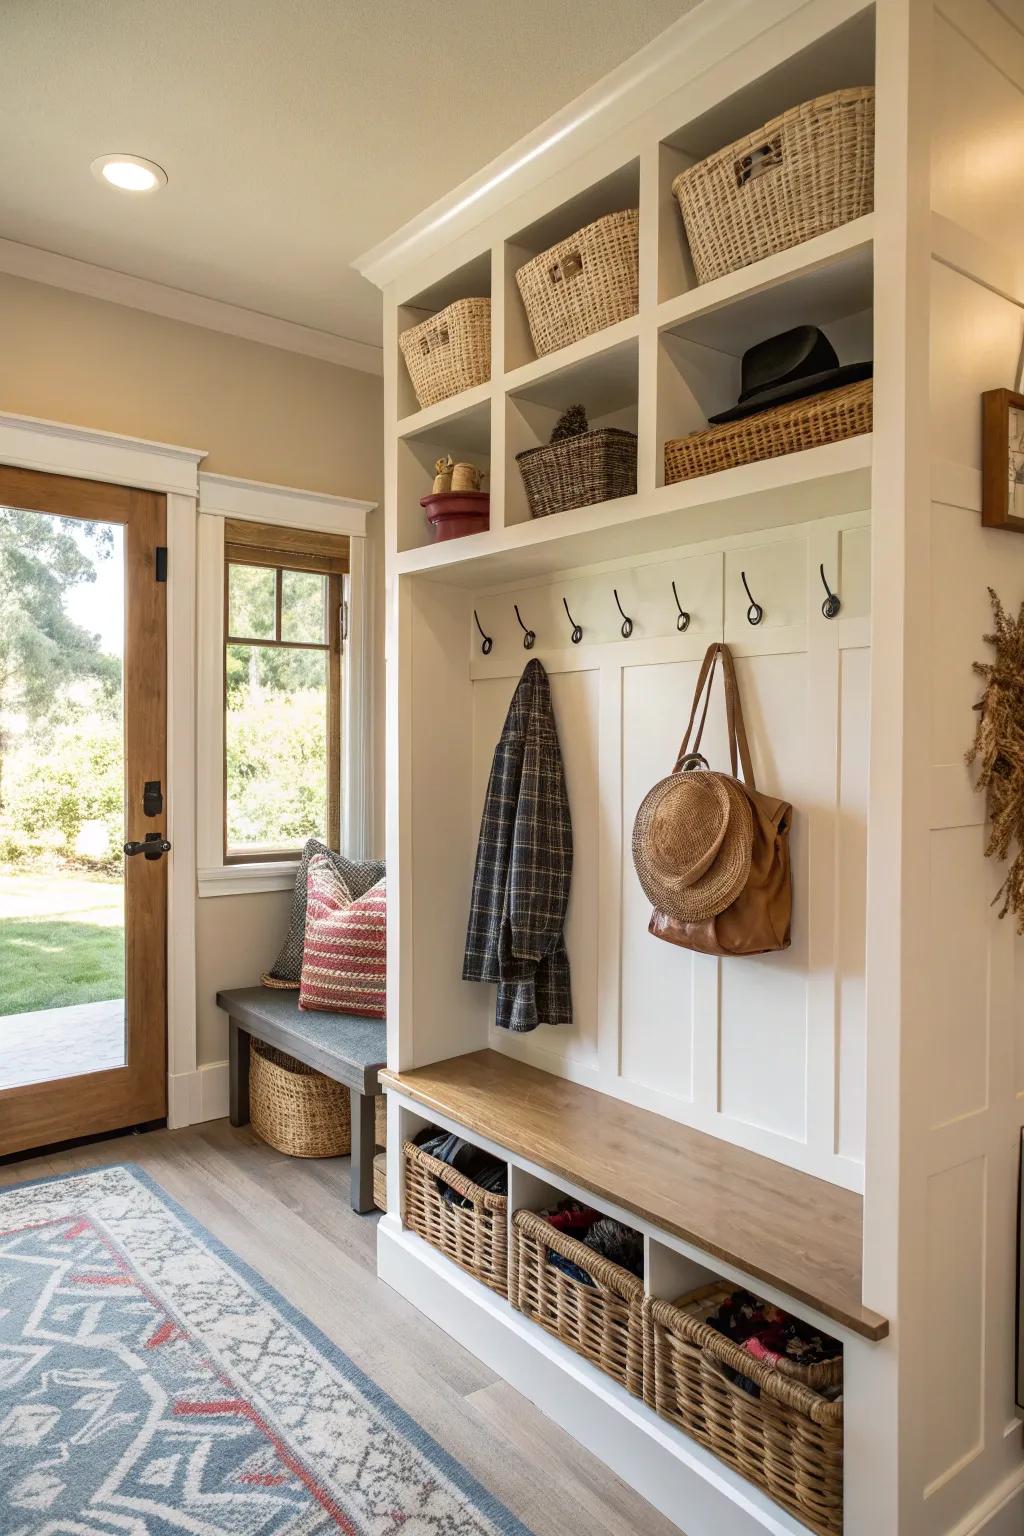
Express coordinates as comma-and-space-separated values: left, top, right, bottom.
0, 0, 694, 348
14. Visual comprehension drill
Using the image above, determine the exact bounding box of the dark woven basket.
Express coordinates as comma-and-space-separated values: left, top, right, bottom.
516, 427, 637, 519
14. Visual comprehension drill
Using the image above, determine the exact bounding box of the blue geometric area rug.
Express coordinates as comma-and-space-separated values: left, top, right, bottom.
0, 1163, 533, 1535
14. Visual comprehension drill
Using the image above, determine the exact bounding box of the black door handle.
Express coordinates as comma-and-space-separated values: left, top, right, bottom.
124, 834, 171, 860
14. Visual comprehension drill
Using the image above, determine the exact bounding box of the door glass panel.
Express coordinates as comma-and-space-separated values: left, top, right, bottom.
281, 569, 327, 644
228, 563, 276, 640
225, 643, 328, 855
0, 505, 126, 1088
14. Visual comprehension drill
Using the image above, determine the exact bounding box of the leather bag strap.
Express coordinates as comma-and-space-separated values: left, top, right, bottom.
674, 642, 756, 787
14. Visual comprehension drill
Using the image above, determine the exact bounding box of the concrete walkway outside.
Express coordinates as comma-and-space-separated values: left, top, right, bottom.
0, 998, 125, 1090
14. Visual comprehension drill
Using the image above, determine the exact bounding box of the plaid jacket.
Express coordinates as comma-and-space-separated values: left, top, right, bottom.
463, 659, 573, 1032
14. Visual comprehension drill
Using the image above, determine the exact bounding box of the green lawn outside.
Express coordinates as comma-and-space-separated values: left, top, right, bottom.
0, 871, 124, 1016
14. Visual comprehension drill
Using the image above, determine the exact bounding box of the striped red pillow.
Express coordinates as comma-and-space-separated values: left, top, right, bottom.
298, 855, 386, 1018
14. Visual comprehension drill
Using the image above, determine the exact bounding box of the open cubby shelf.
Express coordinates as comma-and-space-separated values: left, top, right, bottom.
394, 208, 874, 558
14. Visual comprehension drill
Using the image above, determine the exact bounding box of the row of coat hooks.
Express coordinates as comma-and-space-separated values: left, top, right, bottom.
472, 564, 841, 654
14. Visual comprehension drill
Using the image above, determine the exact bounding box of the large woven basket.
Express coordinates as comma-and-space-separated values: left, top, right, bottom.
664, 378, 872, 485
673, 87, 874, 285
402, 1140, 508, 1294
516, 210, 639, 358
373, 1151, 387, 1213
250, 1041, 350, 1158
399, 297, 491, 410
509, 1210, 644, 1396
644, 1284, 844, 1536
517, 427, 637, 518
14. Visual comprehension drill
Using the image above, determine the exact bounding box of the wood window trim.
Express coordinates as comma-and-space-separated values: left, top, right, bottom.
223, 521, 347, 865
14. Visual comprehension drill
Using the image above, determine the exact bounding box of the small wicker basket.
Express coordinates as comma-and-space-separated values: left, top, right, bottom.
664, 378, 872, 485
516, 210, 639, 358
399, 297, 491, 410
250, 1041, 350, 1158
373, 1151, 387, 1213
644, 1283, 844, 1536
509, 1210, 644, 1396
673, 87, 875, 285
402, 1140, 508, 1295
517, 427, 637, 519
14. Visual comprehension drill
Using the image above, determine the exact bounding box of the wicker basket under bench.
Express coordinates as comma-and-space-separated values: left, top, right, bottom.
509, 1209, 645, 1397
402, 1139, 508, 1295
644, 1284, 844, 1536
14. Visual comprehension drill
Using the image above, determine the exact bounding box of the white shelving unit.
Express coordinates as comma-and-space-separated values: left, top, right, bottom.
356, 1, 1024, 1532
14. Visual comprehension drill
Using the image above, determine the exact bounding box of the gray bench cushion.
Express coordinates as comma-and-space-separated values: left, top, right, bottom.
217, 986, 385, 1093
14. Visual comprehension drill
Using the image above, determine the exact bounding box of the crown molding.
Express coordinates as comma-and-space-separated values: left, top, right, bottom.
199, 469, 375, 536
0, 236, 383, 376
352, 0, 763, 292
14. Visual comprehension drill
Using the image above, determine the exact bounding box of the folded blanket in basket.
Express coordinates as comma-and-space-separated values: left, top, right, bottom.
415, 1129, 508, 1207
540, 1201, 644, 1287
706, 1288, 841, 1399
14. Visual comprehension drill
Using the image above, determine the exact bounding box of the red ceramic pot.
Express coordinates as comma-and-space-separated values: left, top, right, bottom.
420, 490, 490, 541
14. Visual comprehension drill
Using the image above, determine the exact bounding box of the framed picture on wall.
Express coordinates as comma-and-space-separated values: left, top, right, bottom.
982, 389, 1024, 534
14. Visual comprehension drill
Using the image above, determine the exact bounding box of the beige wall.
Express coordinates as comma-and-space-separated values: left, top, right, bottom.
0, 271, 385, 1068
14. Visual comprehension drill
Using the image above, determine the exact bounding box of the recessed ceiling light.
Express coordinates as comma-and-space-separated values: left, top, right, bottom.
90, 154, 167, 193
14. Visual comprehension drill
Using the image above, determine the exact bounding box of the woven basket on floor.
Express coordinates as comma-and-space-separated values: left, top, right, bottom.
399, 298, 491, 410
509, 1210, 644, 1396
250, 1041, 350, 1158
517, 427, 637, 518
402, 1140, 508, 1294
375, 1094, 387, 1148
516, 210, 639, 358
644, 1284, 844, 1536
373, 1151, 387, 1213
664, 378, 872, 485
673, 87, 874, 285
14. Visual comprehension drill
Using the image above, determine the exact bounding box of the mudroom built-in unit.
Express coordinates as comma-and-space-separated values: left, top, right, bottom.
357, 2, 1024, 1533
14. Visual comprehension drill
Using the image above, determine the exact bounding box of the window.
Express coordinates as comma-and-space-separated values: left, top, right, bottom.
223, 519, 347, 863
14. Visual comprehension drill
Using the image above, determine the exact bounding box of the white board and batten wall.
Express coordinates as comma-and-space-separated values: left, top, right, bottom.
363, 0, 1024, 1531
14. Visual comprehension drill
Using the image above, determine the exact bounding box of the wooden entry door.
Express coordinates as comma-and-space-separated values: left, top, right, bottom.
0, 466, 167, 1155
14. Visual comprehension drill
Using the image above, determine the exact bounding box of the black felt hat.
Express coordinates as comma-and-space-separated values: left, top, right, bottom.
708, 325, 873, 425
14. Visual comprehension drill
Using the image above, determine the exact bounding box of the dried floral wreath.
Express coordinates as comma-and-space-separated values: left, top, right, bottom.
967, 588, 1024, 930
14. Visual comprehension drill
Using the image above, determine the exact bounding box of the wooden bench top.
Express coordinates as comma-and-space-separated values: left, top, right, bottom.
217, 987, 385, 1094
380, 1050, 888, 1341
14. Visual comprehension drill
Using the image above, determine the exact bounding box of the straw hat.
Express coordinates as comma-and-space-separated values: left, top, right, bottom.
632, 763, 754, 922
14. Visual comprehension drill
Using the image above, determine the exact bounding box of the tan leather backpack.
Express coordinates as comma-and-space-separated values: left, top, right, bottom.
648, 642, 793, 957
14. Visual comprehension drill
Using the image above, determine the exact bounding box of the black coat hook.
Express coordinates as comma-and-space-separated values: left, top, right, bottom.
671, 580, 691, 633
473, 609, 493, 655
514, 603, 536, 650
740, 570, 764, 626
613, 588, 633, 639
819, 563, 841, 619
562, 597, 583, 645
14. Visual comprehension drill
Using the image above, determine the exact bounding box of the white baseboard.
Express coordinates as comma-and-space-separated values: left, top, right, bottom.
166, 1060, 229, 1129
377, 1216, 803, 1536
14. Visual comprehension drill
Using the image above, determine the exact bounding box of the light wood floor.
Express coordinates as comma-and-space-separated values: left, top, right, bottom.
0, 1119, 683, 1536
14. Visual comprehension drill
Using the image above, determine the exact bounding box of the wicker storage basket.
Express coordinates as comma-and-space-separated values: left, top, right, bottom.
516, 210, 639, 358
399, 298, 491, 410
644, 1284, 844, 1536
402, 1139, 508, 1294
510, 1210, 644, 1396
373, 1151, 387, 1213
250, 1041, 350, 1158
664, 378, 871, 485
517, 428, 637, 519
673, 87, 874, 285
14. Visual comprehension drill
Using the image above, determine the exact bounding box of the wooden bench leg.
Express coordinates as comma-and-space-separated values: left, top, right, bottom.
229, 1021, 251, 1127
349, 1087, 375, 1214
